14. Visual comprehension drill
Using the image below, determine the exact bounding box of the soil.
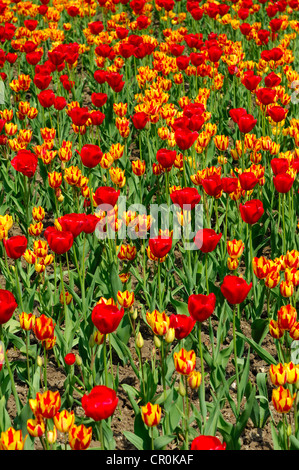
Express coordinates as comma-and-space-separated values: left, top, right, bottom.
5, 310, 279, 451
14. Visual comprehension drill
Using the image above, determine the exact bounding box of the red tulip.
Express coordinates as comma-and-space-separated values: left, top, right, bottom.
54, 96, 67, 111
82, 385, 118, 421
149, 236, 172, 258
91, 303, 124, 334
82, 214, 101, 234
0, 289, 18, 325
69, 106, 90, 126
174, 128, 198, 151
239, 199, 264, 224
270, 157, 289, 175
33, 73, 52, 90
170, 187, 201, 210
191, 435, 226, 450
175, 52, 189, 69
57, 213, 87, 238
239, 23, 251, 36
221, 176, 238, 194
256, 87, 276, 106
64, 353, 76, 366
188, 292, 216, 322
77, 144, 103, 168
194, 228, 222, 253
238, 171, 258, 191
221, 275, 252, 305
237, 113, 257, 134
267, 106, 287, 123
229, 108, 247, 123
169, 314, 196, 340
242, 71, 262, 92
88, 21, 104, 35
264, 72, 281, 88
11, 150, 38, 178
3, 235, 27, 259
202, 174, 222, 197
131, 111, 149, 130
47, 230, 74, 255
273, 173, 295, 193
91, 92, 107, 108
94, 69, 107, 84
156, 148, 176, 168
94, 186, 120, 208
37, 89, 55, 108
207, 45, 223, 63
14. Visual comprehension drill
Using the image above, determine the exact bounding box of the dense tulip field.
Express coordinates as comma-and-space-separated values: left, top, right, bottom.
0, 0, 298, 452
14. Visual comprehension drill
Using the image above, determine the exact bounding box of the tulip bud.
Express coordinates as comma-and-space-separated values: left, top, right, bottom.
287, 424, 292, 437
47, 426, 57, 445
75, 354, 82, 366
154, 335, 161, 348
89, 334, 95, 348
165, 327, 175, 344
295, 378, 299, 390
136, 332, 144, 349
37, 355, 43, 367
178, 381, 186, 397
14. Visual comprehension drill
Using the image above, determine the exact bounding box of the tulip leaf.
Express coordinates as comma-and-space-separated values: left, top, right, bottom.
236, 331, 276, 365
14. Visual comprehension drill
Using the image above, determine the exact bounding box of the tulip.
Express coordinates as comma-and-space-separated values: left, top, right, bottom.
237, 113, 257, 134
82, 385, 118, 421
202, 174, 223, 198
156, 148, 176, 168
47, 229, 74, 255
273, 173, 294, 193
56, 213, 87, 238
277, 304, 297, 331
170, 187, 201, 210
174, 348, 196, 375
94, 186, 120, 209
272, 386, 296, 413
34, 314, 55, 341
174, 128, 199, 151
267, 106, 287, 123
37, 89, 55, 108
0, 289, 18, 325
0, 427, 27, 450
169, 314, 196, 340
91, 92, 107, 108
148, 236, 172, 259
77, 144, 103, 169
3, 235, 27, 259
239, 171, 258, 191
194, 228, 222, 253
131, 111, 149, 130
146, 310, 170, 336
220, 275, 252, 305
68, 424, 92, 450
269, 363, 287, 386
239, 199, 264, 224
11, 150, 38, 178
188, 292, 216, 322
141, 403, 162, 427
191, 435, 226, 450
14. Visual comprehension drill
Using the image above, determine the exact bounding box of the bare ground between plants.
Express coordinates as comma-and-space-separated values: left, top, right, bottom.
4, 314, 279, 451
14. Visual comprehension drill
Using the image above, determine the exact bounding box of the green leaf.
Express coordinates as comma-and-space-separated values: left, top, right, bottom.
122, 431, 145, 450
236, 331, 276, 365
154, 434, 175, 450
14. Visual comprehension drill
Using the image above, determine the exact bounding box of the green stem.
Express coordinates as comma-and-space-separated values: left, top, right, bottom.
233, 305, 240, 415
197, 322, 207, 421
